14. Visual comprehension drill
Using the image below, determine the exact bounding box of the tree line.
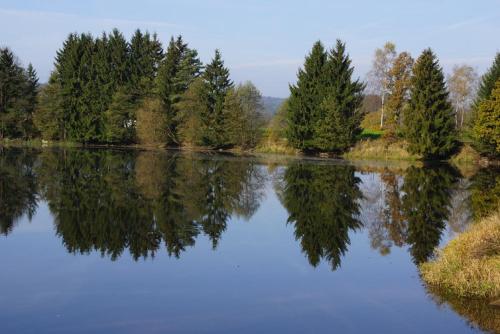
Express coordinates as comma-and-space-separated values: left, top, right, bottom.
1, 29, 264, 148
0, 48, 39, 139
285, 40, 500, 159
1, 32, 499, 158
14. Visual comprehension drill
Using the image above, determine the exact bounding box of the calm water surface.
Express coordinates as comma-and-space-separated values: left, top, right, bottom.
0, 147, 498, 333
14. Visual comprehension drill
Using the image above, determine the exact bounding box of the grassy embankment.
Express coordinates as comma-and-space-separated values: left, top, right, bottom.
420, 207, 500, 299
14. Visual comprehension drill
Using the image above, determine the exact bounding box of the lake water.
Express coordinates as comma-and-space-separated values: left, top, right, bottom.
0, 147, 498, 333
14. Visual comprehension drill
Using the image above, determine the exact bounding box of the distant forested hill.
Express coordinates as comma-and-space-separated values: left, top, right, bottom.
260, 96, 286, 119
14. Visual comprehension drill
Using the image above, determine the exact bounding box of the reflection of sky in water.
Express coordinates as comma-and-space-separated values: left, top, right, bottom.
0, 157, 485, 334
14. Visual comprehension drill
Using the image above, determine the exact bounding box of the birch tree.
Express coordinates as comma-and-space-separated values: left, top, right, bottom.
447, 65, 478, 128
368, 42, 396, 129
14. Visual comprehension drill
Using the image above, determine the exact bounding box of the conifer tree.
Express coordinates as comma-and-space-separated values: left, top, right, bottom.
156, 36, 203, 145
475, 52, 500, 105
108, 29, 130, 87
286, 41, 327, 150
129, 30, 163, 97
312, 40, 364, 152
404, 49, 456, 159
103, 87, 137, 143
200, 49, 233, 147
0, 47, 25, 138
21, 63, 39, 138
472, 80, 500, 157
0, 48, 39, 139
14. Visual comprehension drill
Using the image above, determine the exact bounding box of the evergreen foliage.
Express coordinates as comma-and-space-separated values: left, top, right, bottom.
156, 36, 202, 144
312, 40, 365, 151
199, 49, 233, 147
475, 52, 500, 105
471, 80, 500, 157
0, 47, 39, 139
286, 41, 327, 150
404, 49, 456, 160
281, 163, 362, 270
401, 165, 457, 264
286, 40, 364, 152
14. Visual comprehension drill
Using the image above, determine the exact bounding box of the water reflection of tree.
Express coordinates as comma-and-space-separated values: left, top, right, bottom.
402, 165, 459, 264
281, 163, 362, 270
0, 148, 38, 235
35, 149, 265, 260
468, 167, 500, 220
365, 165, 461, 263
367, 169, 407, 255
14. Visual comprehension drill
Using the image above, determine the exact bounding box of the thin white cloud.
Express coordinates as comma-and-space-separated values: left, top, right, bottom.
442, 15, 497, 31
0, 8, 184, 29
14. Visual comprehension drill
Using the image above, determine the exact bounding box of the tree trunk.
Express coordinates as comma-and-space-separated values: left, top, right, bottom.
380, 94, 385, 129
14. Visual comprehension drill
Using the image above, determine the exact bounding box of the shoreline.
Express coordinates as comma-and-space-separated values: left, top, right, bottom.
1, 138, 498, 167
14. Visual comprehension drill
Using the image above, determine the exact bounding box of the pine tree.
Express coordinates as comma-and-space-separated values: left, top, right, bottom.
475, 52, 500, 105
312, 40, 364, 152
156, 36, 184, 144
200, 49, 233, 147
0, 48, 40, 139
129, 30, 163, 98
156, 36, 203, 145
286, 41, 327, 150
404, 49, 456, 159
472, 80, 500, 157
54, 33, 85, 140
103, 87, 137, 143
108, 29, 130, 87
21, 63, 39, 138
0, 47, 26, 138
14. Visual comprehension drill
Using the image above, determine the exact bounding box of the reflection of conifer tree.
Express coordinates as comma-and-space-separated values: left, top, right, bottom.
0, 148, 38, 235
135, 151, 199, 258
282, 163, 362, 270
34, 149, 266, 260
38, 149, 161, 260
402, 165, 458, 264
175, 156, 266, 249
468, 167, 500, 220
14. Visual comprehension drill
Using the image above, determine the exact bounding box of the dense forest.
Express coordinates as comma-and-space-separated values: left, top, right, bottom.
1, 29, 499, 159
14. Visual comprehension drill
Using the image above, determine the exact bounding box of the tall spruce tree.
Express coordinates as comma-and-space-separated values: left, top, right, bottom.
0, 47, 25, 138
129, 30, 163, 98
404, 49, 456, 160
156, 36, 202, 144
312, 40, 364, 152
200, 49, 233, 147
475, 52, 500, 106
21, 63, 39, 138
0, 48, 39, 139
286, 41, 327, 150
472, 80, 500, 157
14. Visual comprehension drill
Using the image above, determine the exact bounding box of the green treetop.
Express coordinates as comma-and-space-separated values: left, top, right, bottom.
404, 49, 456, 160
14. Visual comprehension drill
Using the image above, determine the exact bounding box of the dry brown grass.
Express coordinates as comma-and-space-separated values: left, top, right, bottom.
451, 144, 481, 165
420, 208, 500, 298
255, 139, 299, 155
343, 138, 420, 161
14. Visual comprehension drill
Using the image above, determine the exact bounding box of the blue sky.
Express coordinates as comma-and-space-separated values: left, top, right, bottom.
0, 0, 499, 97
